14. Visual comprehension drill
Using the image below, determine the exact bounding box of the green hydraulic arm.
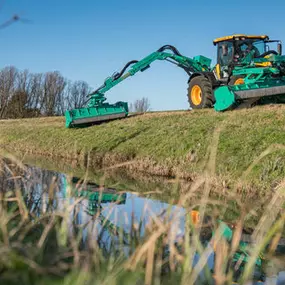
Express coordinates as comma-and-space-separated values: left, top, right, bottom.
65, 45, 212, 128
87, 46, 212, 107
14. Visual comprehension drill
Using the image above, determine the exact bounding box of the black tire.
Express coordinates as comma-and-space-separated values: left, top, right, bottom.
187, 76, 214, 109
228, 75, 261, 108
228, 75, 245, 86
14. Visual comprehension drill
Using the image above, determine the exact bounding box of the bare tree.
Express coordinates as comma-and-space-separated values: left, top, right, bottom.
27, 72, 44, 114
0, 6, 32, 118
0, 66, 18, 118
16, 69, 29, 92
66, 80, 91, 110
6, 90, 28, 118
41, 71, 66, 116
129, 97, 151, 113
0, 65, 94, 118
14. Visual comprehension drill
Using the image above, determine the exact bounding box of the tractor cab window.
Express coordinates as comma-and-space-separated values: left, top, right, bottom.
235, 39, 265, 58
218, 41, 233, 67
252, 40, 265, 55
217, 41, 233, 78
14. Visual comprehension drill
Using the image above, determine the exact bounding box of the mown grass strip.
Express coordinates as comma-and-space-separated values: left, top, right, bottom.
1, 105, 285, 188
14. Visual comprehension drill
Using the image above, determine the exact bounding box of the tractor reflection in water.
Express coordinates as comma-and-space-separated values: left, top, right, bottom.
62, 176, 285, 285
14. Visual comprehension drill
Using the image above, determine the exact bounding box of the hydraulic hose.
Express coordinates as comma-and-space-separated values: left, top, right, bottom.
89, 44, 185, 98
110, 45, 183, 81
89, 60, 139, 96
156, 45, 183, 56
115, 45, 183, 81
113, 60, 139, 80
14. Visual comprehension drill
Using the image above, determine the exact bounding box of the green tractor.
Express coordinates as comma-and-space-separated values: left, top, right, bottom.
207, 34, 285, 111
65, 34, 285, 128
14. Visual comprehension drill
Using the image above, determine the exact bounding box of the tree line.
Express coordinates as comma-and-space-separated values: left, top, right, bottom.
0, 66, 92, 119
0, 65, 152, 119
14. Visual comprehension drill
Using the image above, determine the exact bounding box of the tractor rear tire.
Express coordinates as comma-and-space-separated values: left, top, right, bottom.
188, 76, 214, 109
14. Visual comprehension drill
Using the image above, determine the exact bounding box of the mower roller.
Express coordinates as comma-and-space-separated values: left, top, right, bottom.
65, 34, 285, 128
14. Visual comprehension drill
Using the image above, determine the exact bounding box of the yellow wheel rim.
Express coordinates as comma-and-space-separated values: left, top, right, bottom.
190, 210, 200, 226
234, 78, 244, 85
191, 85, 202, 105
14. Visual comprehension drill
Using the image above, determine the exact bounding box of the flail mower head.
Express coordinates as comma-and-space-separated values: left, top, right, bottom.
65, 93, 128, 128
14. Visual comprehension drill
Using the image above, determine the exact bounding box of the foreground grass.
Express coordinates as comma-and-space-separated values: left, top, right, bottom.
1, 105, 285, 188
1, 147, 285, 285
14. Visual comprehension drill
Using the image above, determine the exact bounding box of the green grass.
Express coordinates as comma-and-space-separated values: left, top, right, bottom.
1, 105, 285, 188
1, 146, 285, 285
3, 149, 278, 231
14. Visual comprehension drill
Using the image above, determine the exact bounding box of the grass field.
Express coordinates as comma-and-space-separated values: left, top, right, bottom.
1, 105, 285, 189
1, 135, 285, 285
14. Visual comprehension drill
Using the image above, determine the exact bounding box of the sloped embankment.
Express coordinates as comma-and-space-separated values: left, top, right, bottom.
1, 106, 285, 188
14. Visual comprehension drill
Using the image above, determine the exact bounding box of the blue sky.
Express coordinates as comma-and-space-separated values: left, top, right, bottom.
1, 0, 285, 110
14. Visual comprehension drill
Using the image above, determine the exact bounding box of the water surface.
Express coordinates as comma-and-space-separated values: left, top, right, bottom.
1, 155, 285, 284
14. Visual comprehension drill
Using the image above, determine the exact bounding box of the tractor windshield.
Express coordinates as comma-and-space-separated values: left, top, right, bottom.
252, 40, 266, 55
216, 39, 267, 79
235, 39, 266, 58
217, 39, 266, 67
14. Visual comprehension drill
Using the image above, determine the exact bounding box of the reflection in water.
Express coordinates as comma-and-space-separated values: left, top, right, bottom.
62, 174, 187, 259
1, 159, 285, 285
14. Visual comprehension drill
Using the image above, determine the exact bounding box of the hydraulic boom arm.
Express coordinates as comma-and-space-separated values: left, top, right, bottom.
87, 45, 212, 107
64, 45, 212, 128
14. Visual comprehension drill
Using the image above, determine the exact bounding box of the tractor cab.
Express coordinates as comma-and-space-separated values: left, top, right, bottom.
213, 34, 282, 80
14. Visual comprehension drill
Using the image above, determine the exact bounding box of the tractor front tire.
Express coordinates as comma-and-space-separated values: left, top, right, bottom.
228, 75, 245, 86
188, 76, 214, 109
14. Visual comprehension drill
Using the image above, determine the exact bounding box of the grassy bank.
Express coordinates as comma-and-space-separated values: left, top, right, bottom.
1, 154, 285, 285
1, 105, 285, 188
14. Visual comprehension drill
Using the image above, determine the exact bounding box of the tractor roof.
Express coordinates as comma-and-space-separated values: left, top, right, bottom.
213, 34, 269, 45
